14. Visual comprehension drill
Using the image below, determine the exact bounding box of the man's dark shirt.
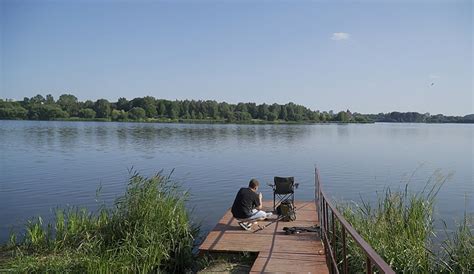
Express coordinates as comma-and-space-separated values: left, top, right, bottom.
231, 187, 260, 219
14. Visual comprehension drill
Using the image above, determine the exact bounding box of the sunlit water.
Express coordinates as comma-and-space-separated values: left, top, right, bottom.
0, 120, 472, 243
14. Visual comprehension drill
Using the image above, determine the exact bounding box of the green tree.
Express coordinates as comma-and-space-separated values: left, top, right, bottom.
111, 109, 128, 121
180, 100, 191, 119
235, 102, 248, 113
0, 101, 28, 119
117, 97, 131, 111
83, 100, 94, 109
94, 99, 111, 118
28, 104, 69, 120
166, 101, 179, 119
225, 111, 235, 122
21, 97, 30, 108
345, 109, 352, 121
267, 112, 278, 121
57, 94, 79, 116
286, 104, 296, 121
218, 102, 232, 120
29, 94, 45, 104
336, 111, 349, 122
235, 111, 252, 121
143, 96, 158, 118
247, 103, 258, 119
320, 112, 329, 122
129, 107, 146, 120
206, 100, 219, 119
269, 103, 281, 120
279, 106, 288, 120
78, 108, 96, 119
354, 115, 368, 123
156, 100, 167, 116
45, 94, 55, 105
257, 104, 269, 120
131, 96, 158, 118
308, 111, 320, 122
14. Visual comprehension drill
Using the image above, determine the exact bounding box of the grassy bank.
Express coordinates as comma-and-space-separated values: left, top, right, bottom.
0, 172, 198, 273
337, 173, 473, 273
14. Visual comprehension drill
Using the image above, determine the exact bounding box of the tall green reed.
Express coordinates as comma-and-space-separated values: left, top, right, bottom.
0, 171, 199, 273
337, 171, 473, 273
440, 213, 474, 273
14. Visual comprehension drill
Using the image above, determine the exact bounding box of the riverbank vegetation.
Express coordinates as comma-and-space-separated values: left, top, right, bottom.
1, 170, 472, 273
338, 172, 473, 273
0, 172, 198, 273
2, 94, 472, 123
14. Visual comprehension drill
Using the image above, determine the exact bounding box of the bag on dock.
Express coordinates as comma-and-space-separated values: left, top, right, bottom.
283, 225, 320, 235
276, 199, 296, 221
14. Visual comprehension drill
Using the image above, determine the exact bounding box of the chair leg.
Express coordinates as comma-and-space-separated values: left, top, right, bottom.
292, 193, 295, 212
273, 192, 276, 211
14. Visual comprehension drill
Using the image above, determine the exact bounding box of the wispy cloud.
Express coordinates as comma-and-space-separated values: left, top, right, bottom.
331, 32, 350, 41
429, 74, 440, 79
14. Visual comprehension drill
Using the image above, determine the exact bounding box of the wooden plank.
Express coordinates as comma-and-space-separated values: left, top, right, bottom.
199, 201, 329, 273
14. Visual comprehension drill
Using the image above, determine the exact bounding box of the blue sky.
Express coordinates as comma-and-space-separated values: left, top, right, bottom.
1, 0, 472, 115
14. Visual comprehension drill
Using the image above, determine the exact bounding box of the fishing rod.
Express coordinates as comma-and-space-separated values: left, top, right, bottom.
252, 215, 286, 233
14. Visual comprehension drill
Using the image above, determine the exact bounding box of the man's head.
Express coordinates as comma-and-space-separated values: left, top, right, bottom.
248, 178, 260, 191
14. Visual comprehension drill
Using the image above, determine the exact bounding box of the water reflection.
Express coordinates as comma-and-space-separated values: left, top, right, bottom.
58, 127, 79, 152
0, 120, 472, 243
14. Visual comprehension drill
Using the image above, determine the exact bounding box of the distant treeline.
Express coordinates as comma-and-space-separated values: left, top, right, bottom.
366, 112, 474, 123
0, 94, 472, 124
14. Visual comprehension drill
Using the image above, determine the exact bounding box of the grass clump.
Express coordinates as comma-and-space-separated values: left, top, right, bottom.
339, 187, 437, 272
337, 171, 473, 273
196, 252, 257, 273
0, 171, 198, 273
441, 214, 474, 273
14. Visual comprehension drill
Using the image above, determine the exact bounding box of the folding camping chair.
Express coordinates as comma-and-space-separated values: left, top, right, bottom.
269, 176, 299, 212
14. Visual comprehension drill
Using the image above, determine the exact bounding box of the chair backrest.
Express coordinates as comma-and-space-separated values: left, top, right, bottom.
274, 177, 295, 194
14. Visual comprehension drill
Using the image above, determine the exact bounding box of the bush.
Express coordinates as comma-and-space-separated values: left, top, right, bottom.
0, 105, 28, 119
235, 111, 252, 121
111, 109, 128, 121
266, 112, 278, 121
78, 108, 96, 119
28, 104, 69, 120
128, 107, 146, 120
1, 172, 198, 273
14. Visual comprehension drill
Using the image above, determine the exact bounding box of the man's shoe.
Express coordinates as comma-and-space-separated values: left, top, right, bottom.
238, 222, 251, 231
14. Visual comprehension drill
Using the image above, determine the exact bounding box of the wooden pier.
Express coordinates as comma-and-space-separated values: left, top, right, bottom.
199, 201, 329, 273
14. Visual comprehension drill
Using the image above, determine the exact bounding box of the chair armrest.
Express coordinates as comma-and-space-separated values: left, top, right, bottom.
267, 183, 275, 190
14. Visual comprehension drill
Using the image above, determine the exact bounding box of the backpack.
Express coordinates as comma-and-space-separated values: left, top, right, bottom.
276, 200, 296, 222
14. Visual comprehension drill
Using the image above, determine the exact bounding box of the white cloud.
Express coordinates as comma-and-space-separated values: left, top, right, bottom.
331, 32, 350, 41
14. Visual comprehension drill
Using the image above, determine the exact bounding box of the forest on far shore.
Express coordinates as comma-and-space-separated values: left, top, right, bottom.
1, 94, 473, 124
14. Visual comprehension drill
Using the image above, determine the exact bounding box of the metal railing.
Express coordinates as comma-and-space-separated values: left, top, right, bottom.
314, 168, 395, 274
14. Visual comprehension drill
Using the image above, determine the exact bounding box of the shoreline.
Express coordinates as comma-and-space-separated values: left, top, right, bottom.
1, 118, 473, 125
0, 118, 375, 125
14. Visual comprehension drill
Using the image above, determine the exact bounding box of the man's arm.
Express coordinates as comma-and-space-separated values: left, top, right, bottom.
256, 192, 263, 210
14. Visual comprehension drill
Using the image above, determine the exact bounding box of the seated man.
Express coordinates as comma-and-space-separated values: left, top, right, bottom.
231, 178, 272, 230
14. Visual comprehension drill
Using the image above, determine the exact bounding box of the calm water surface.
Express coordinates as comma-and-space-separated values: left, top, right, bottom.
0, 120, 472, 242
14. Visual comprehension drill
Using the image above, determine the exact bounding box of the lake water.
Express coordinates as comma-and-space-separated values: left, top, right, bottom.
0, 120, 472, 243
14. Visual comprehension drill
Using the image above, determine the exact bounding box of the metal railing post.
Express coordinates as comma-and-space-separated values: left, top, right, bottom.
332, 211, 336, 268
342, 226, 347, 274
366, 257, 372, 274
